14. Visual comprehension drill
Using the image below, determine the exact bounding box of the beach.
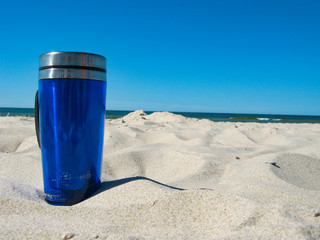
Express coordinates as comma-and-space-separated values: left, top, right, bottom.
0, 110, 320, 239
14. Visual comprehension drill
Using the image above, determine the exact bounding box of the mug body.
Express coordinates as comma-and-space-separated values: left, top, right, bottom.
37, 52, 106, 205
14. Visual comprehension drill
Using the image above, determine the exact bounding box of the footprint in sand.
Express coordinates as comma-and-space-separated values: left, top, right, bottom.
270, 153, 320, 191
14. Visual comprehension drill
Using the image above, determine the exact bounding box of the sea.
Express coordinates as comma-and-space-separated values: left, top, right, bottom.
1, 107, 320, 124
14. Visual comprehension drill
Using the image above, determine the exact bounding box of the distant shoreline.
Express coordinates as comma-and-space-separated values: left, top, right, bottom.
1, 108, 320, 123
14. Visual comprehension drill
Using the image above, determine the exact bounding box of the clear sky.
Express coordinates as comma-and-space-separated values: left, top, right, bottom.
0, 0, 319, 115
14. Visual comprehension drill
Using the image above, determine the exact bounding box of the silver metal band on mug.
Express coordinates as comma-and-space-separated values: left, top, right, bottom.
39, 52, 106, 70
38, 68, 106, 81
39, 52, 106, 81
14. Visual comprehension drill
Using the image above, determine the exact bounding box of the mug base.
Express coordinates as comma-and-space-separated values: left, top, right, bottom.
44, 182, 101, 206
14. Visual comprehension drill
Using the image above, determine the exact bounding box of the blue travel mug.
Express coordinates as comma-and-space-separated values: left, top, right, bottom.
35, 52, 107, 205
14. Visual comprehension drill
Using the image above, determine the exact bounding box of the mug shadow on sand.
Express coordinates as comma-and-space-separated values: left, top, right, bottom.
36, 176, 184, 204
90, 176, 185, 198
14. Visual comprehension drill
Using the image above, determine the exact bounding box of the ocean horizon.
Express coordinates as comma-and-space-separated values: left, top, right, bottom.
0, 107, 320, 124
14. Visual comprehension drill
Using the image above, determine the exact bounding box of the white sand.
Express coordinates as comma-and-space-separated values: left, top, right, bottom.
0, 111, 320, 239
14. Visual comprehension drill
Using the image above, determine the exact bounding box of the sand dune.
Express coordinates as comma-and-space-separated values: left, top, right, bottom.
1, 111, 320, 239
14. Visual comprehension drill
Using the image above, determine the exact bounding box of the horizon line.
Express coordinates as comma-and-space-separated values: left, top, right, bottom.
0, 106, 319, 117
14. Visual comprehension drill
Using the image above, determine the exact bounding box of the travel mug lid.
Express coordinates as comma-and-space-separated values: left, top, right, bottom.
39, 51, 106, 81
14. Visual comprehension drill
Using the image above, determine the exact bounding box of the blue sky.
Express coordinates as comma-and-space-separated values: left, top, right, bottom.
0, 0, 319, 115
